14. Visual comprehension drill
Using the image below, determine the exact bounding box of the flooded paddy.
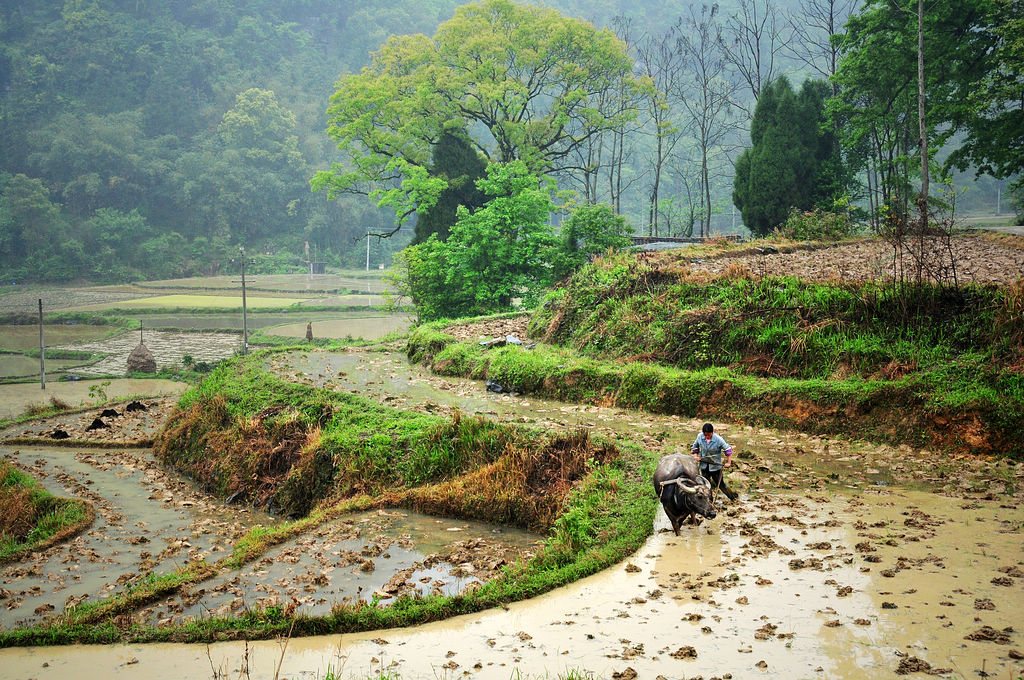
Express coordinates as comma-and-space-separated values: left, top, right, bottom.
1, 486, 1019, 680
0, 355, 84, 379
64, 293, 308, 313
0, 287, 150, 314
299, 293, 387, 308
51, 329, 241, 376
0, 379, 186, 421
0, 346, 1020, 679
138, 509, 539, 626
131, 310, 378, 331
0, 324, 118, 352
265, 315, 410, 341
0, 442, 271, 629
135, 273, 388, 295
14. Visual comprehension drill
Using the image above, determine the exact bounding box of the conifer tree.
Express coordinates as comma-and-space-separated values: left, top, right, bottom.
733, 76, 845, 236
412, 131, 487, 244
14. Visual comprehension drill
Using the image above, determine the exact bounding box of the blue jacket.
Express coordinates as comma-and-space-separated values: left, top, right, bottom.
691, 432, 732, 472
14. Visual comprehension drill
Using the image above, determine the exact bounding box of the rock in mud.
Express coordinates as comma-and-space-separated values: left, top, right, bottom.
895, 656, 951, 675
85, 418, 109, 431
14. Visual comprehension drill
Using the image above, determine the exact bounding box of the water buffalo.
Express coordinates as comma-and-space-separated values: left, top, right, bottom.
653, 453, 717, 534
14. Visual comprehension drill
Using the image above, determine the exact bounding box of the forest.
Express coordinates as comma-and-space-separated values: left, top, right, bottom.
0, 0, 1020, 285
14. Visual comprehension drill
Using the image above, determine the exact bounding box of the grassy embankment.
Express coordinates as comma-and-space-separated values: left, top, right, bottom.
0, 462, 94, 563
409, 248, 1024, 457
0, 351, 656, 645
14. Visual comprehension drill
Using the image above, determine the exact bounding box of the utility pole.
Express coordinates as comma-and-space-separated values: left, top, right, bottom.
38, 299, 45, 390
239, 246, 249, 355
365, 230, 370, 272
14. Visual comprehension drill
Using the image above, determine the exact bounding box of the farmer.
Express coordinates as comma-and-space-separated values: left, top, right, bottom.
691, 422, 739, 502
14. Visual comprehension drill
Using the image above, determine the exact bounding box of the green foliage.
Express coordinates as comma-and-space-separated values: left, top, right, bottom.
833, 0, 1013, 223
776, 207, 859, 241
412, 131, 488, 244
400, 162, 561, 321
734, 77, 848, 237
1, 2, 437, 284
314, 0, 641, 228
556, 203, 633, 279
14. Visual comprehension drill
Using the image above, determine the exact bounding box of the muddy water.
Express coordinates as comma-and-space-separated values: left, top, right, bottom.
0, 379, 186, 421
0, 348, 1021, 678
0, 445, 270, 628
132, 311, 385, 331
0, 324, 116, 352
138, 510, 539, 626
265, 316, 410, 341
2, 489, 1019, 679
0, 355, 83, 379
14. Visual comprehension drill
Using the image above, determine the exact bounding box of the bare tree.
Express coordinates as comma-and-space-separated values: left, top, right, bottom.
632, 19, 688, 237
786, 0, 860, 95
676, 5, 743, 238
722, 0, 788, 113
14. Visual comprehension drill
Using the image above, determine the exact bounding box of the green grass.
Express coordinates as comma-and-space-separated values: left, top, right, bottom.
407, 320, 1024, 458
0, 463, 93, 562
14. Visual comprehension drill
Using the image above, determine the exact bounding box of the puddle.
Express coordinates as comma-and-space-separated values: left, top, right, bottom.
265, 316, 410, 341
138, 509, 540, 626
0, 379, 186, 421
0, 445, 270, 628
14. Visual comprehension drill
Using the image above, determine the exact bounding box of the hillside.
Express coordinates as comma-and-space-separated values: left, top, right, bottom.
410, 235, 1024, 456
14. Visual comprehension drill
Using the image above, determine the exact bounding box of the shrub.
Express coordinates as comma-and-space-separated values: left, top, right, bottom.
776, 207, 858, 241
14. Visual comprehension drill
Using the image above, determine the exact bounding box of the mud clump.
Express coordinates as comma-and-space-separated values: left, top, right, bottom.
964, 626, 1014, 644
895, 655, 952, 675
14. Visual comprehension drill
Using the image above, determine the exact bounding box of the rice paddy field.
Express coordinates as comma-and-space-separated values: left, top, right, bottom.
0, 273, 408, 386
133, 270, 389, 294
62, 293, 307, 312
0, 325, 118, 351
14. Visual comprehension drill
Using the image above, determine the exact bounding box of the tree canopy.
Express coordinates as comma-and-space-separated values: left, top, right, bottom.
312, 0, 644, 232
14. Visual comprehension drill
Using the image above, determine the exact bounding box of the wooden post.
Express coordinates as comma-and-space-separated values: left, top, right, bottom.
38, 298, 45, 390
240, 246, 249, 355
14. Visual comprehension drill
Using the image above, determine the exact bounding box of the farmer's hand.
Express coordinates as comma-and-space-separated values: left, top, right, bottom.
724, 456, 732, 468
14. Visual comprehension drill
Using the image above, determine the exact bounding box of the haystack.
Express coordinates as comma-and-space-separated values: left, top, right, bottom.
127, 342, 157, 374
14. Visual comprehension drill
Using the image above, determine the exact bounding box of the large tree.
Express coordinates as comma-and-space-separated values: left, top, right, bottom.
832, 0, 1006, 224
733, 77, 843, 236
312, 0, 643, 235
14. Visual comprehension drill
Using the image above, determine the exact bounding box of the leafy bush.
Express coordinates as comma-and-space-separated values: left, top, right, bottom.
776, 207, 858, 241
